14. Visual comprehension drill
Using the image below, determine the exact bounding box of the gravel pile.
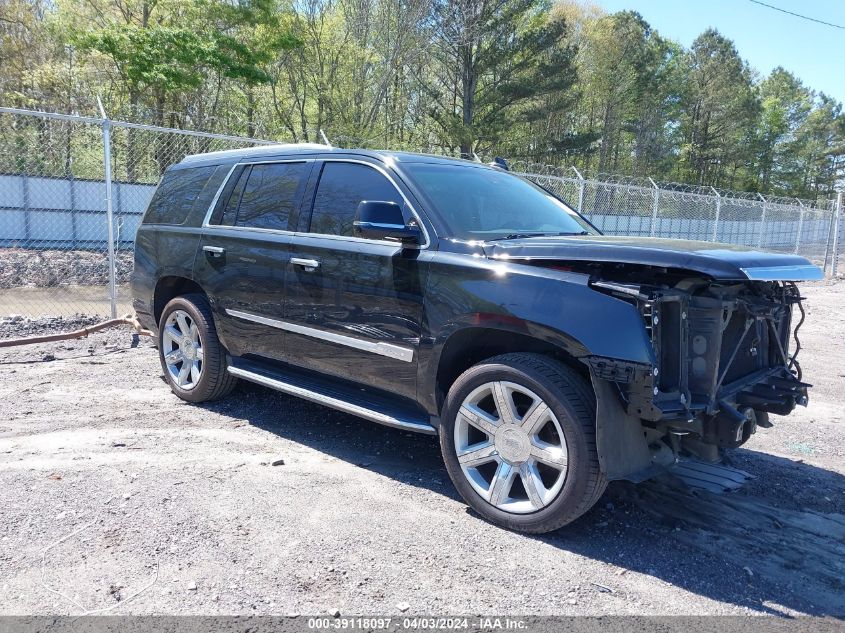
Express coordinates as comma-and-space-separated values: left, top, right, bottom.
0, 248, 134, 289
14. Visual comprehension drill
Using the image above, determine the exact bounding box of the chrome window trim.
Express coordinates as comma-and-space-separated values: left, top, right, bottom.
225, 309, 415, 363
203, 224, 297, 238
202, 162, 241, 227
740, 264, 824, 281
200, 157, 431, 249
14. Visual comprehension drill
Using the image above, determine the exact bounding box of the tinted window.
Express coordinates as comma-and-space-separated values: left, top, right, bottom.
218, 167, 248, 226
309, 162, 403, 237
235, 162, 308, 231
404, 164, 595, 241
143, 166, 216, 225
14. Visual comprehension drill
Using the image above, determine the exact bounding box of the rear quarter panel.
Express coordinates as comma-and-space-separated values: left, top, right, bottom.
131, 225, 203, 332
130, 163, 231, 331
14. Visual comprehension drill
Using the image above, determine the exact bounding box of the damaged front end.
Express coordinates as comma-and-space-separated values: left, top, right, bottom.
585, 275, 810, 481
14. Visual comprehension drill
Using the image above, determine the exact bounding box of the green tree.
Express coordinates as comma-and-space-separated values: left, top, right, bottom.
792, 94, 845, 198
426, 0, 577, 157
753, 67, 811, 193
678, 28, 759, 187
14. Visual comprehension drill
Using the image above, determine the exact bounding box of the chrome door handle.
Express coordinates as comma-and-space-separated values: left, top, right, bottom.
203, 245, 225, 256
291, 257, 320, 271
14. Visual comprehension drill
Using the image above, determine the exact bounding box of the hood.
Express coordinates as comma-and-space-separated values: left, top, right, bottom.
482, 235, 823, 282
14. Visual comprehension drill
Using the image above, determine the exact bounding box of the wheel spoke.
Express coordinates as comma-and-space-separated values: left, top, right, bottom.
520, 462, 546, 509
459, 404, 498, 436
164, 349, 183, 365
194, 346, 204, 361
190, 322, 200, 343
190, 361, 201, 383
488, 461, 516, 506
491, 382, 517, 425
457, 442, 498, 468
164, 326, 181, 344
177, 361, 191, 386
520, 400, 550, 435
175, 312, 190, 335
530, 441, 568, 468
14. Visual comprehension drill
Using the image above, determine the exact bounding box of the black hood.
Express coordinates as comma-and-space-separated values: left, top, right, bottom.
482, 235, 823, 282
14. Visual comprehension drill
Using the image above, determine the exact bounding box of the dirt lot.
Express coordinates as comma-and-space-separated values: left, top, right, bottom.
0, 283, 843, 617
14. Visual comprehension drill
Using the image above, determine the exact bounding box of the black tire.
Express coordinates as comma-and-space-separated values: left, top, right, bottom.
440, 353, 607, 533
158, 293, 237, 403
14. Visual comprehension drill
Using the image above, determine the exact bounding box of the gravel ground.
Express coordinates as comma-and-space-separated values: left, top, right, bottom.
0, 282, 843, 617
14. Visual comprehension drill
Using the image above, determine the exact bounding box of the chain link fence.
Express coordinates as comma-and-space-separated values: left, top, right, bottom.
0, 107, 273, 323
515, 164, 841, 274
1, 108, 842, 324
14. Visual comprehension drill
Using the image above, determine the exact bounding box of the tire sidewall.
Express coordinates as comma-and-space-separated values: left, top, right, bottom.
440, 360, 595, 531
158, 296, 214, 403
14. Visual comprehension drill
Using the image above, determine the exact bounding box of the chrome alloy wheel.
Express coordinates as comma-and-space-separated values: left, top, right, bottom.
454, 381, 568, 514
162, 309, 204, 390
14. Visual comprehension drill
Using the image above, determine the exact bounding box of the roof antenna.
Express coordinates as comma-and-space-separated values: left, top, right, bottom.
319, 129, 332, 147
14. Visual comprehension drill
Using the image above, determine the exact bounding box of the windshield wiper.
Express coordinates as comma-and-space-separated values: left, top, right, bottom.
490, 232, 553, 241
489, 231, 590, 241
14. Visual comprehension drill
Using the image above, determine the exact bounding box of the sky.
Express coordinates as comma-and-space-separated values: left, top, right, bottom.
593, 0, 845, 103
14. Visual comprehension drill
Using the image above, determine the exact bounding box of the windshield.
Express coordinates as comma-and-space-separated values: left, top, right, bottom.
404, 163, 597, 241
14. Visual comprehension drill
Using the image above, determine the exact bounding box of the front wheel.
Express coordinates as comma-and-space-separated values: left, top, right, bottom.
158, 293, 237, 403
440, 353, 606, 533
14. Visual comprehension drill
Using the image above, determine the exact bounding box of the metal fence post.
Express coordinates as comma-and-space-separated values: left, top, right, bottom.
822, 200, 835, 274
833, 191, 843, 278
711, 187, 721, 242
98, 97, 118, 319
21, 173, 31, 242
757, 193, 767, 249
793, 199, 805, 255
648, 177, 659, 237
572, 166, 586, 216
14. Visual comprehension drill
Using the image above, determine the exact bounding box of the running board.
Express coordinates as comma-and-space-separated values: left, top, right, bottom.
666, 458, 754, 493
227, 362, 436, 435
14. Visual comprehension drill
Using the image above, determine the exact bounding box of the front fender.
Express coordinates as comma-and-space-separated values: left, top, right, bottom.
417, 252, 655, 409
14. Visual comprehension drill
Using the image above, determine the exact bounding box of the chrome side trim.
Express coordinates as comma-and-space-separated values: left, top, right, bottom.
740, 264, 823, 281
227, 366, 436, 435
225, 309, 415, 363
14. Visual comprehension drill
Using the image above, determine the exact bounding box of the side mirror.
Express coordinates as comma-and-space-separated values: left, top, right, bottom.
353, 200, 422, 246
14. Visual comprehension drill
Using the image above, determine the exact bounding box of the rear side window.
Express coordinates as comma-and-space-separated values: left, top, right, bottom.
309, 162, 403, 237
143, 166, 217, 225
235, 162, 309, 231
219, 168, 248, 226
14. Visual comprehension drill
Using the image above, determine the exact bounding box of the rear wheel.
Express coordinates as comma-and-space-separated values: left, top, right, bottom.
158, 294, 237, 403
440, 353, 606, 533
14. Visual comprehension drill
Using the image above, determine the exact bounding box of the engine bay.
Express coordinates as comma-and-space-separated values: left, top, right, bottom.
584, 266, 811, 466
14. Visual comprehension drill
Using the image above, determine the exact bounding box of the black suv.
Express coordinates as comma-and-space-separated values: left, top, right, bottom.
132, 145, 821, 533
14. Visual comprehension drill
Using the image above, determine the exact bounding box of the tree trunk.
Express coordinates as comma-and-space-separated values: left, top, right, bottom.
460, 42, 476, 158
246, 87, 256, 138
